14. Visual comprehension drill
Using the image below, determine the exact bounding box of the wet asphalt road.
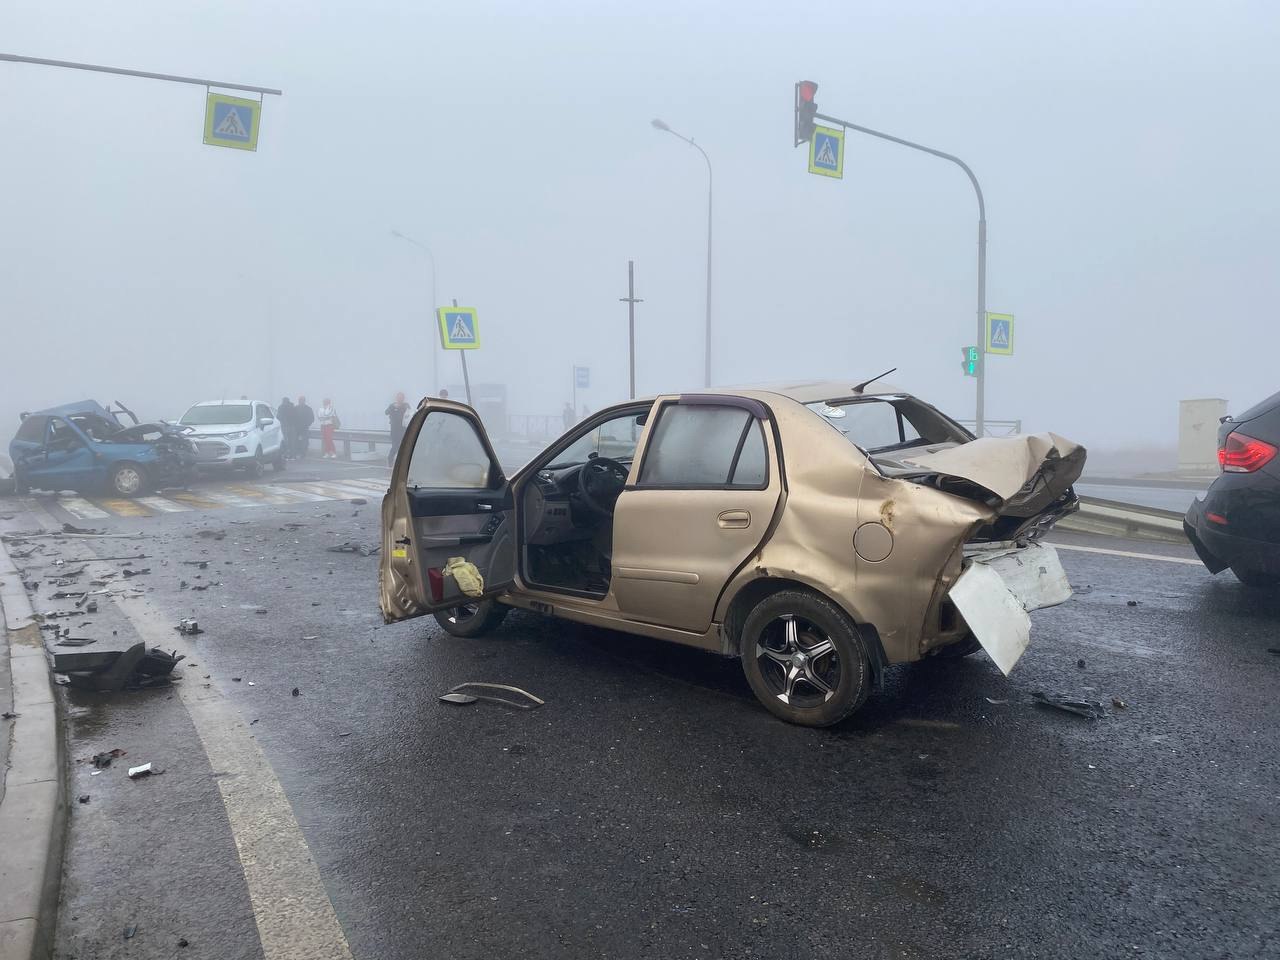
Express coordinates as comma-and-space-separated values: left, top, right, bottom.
4, 470, 1279, 960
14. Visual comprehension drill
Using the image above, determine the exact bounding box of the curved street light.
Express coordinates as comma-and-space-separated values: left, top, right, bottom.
652, 118, 713, 388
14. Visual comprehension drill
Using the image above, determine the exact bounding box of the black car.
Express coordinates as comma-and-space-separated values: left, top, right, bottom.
1184, 390, 1280, 589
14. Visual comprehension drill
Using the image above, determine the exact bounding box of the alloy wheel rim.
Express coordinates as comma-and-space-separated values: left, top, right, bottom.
116, 468, 141, 495
755, 614, 840, 707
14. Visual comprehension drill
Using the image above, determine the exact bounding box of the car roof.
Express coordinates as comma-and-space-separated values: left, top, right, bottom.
674, 380, 907, 404
29, 400, 115, 419
188, 400, 262, 406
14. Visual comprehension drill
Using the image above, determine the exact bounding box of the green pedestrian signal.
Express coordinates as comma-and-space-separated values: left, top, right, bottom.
961, 345, 979, 377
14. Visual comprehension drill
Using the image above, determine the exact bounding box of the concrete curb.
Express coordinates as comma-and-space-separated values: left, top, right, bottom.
0, 539, 65, 960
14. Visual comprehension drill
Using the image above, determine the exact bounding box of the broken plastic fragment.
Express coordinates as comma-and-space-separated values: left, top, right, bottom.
441, 682, 544, 710
1032, 691, 1106, 720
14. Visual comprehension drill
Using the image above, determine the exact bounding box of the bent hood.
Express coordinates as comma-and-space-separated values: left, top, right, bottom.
885, 432, 1086, 518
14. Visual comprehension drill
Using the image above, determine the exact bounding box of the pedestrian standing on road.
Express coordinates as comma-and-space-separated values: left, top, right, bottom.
294, 396, 315, 459
318, 398, 340, 459
385, 391, 410, 466
562, 402, 575, 430
439, 388, 449, 400
277, 396, 296, 458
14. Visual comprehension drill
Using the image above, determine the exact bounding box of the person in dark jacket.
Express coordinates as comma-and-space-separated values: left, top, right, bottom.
294, 396, 315, 459
277, 397, 296, 458
385, 391, 410, 466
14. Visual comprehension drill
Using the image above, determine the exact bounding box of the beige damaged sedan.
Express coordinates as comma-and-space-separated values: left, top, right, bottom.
380, 381, 1085, 727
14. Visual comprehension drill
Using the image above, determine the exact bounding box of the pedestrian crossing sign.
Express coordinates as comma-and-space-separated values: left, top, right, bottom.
808, 125, 844, 179
985, 312, 1014, 356
437, 307, 481, 350
204, 93, 261, 151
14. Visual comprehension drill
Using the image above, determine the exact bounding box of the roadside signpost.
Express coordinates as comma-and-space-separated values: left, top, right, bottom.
204, 93, 262, 151
808, 125, 845, 178
572, 366, 590, 412
984, 312, 1014, 356
437, 304, 480, 405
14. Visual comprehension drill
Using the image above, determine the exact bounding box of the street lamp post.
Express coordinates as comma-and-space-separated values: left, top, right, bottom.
390, 229, 439, 394
652, 119, 713, 388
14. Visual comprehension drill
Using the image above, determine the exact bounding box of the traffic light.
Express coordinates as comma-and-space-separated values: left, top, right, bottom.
961, 345, 979, 377
794, 80, 818, 146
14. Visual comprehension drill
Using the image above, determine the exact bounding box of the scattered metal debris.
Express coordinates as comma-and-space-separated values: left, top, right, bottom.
92, 748, 126, 768
122, 567, 151, 578
327, 541, 378, 556
62, 522, 101, 535
349, 498, 368, 505
439, 682, 544, 710
55, 638, 96, 647
983, 697, 1009, 706
1, 711, 18, 720
302, 635, 317, 641
124, 925, 137, 940
56, 642, 183, 692
1112, 697, 1128, 709
240, 604, 268, 614
291, 687, 300, 697
1032, 691, 1107, 720
1126, 600, 1139, 607
128, 762, 163, 779
176, 618, 203, 635
78, 794, 90, 804
1076, 658, 1086, 669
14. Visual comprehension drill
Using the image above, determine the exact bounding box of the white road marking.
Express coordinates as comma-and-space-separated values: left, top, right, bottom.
257, 483, 331, 503
91, 560, 355, 960
136, 496, 191, 513
287, 481, 379, 501
335, 478, 389, 493
1053, 542, 1202, 566
196, 489, 262, 508
58, 496, 111, 520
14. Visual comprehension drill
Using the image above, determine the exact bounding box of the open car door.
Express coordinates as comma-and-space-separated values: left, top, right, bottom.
379, 399, 516, 623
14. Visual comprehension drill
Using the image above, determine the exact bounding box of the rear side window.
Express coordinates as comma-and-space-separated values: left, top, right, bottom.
638, 405, 768, 488
406, 412, 495, 489
15, 416, 46, 442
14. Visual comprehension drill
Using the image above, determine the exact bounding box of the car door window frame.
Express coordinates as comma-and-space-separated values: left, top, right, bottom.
634, 396, 773, 491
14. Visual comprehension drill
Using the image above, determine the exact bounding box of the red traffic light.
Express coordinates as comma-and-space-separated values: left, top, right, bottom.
797, 80, 818, 103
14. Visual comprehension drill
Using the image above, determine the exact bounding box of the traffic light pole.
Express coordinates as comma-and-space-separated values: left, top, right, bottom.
815, 111, 988, 436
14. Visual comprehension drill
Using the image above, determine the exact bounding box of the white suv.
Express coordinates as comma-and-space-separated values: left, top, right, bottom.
179, 400, 285, 475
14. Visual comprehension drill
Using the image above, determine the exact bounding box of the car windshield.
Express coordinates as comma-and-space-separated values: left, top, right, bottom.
807, 396, 970, 453
181, 404, 251, 426
546, 413, 645, 467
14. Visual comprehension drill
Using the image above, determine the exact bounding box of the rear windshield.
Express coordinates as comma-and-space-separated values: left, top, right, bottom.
181, 404, 251, 425
807, 396, 971, 453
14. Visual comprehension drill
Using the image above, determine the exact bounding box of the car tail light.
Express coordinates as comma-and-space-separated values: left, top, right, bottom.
1218, 431, 1278, 473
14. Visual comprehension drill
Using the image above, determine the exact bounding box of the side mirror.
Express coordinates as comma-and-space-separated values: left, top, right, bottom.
258, 419, 273, 428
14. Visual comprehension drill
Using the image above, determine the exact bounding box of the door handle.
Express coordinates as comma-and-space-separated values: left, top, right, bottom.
717, 510, 751, 529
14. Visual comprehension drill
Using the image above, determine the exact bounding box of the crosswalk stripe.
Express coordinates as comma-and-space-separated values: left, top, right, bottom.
287, 481, 379, 501
315, 480, 386, 499
197, 489, 262, 508
98, 498, 153, 518
224, 483, 305, 505
337, 478, 390, 493
59, 497, 111, 520
258, 484, 331, 503
137, 496, 191, 513
166, 490, 228, 510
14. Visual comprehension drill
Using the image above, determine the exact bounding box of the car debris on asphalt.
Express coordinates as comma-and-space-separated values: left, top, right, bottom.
91, 748, 126, 768
327, 541, 379, 556
176, 618, 203, 635
127, 762, 163, 779
1032, 691, 1108, 720
54, 642, 185, 692
439, 682, 545, 710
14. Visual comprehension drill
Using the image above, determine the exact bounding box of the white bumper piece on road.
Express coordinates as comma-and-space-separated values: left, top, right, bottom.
948, 541, 1072, 676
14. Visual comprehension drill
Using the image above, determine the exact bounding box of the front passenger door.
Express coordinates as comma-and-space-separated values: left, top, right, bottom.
380, 399, 516, 623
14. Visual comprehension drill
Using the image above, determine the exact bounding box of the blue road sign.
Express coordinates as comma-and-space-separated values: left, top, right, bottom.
575, 366, 590, 389
985, 312, 1014, 355
204, 93, 261, 151
437, 307, 481, 350
808, 125, 844, 179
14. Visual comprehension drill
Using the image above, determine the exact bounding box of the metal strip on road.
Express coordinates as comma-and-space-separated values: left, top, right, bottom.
57, 496, 111, 520
90, 560, 355, 960
1053, 542, 1202, 566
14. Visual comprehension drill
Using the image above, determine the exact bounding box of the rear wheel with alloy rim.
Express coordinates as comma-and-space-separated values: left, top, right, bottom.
740, 589, 871, 727
432, 599, 510, 638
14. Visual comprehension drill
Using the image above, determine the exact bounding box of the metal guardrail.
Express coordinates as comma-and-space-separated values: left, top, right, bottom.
1058, 496, 1188, 544
956, 419, 1022, 438
306, 427, 391, 460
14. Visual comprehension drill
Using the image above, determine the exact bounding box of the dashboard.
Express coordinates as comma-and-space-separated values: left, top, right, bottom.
522, 459, 628, 545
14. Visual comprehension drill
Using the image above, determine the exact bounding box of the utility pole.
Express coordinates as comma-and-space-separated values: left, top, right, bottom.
795, 82, 988, 434
619, 260, 644, 399
390, 229, 440, 394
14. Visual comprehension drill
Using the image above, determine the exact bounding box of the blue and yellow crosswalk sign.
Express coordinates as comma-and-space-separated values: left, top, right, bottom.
985, 312, 1014, 356
808, 125, 844, 179
204, 93, 261, 151
437, 307, 481, 350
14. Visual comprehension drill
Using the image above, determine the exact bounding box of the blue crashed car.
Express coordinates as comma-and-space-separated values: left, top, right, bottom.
8, 401, 197, 498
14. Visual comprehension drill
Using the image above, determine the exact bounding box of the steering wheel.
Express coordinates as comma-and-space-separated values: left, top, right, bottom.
577, 456, 630, 517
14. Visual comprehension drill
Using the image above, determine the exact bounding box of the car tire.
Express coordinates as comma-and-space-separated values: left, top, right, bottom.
109, 463, 146, 498
1231, 565, 1280, 591
739, 589, 872, 727
433, 600, 510, 638
0, 477, 15, 496
13, 470, 29, 495
243, 450, 264, 479
272, 447, 286, 472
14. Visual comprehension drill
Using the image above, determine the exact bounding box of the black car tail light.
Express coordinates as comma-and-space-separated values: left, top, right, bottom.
1218, 431, 1278, 473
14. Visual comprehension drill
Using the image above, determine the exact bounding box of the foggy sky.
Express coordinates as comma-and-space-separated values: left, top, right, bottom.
2, 0, 1277, 449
